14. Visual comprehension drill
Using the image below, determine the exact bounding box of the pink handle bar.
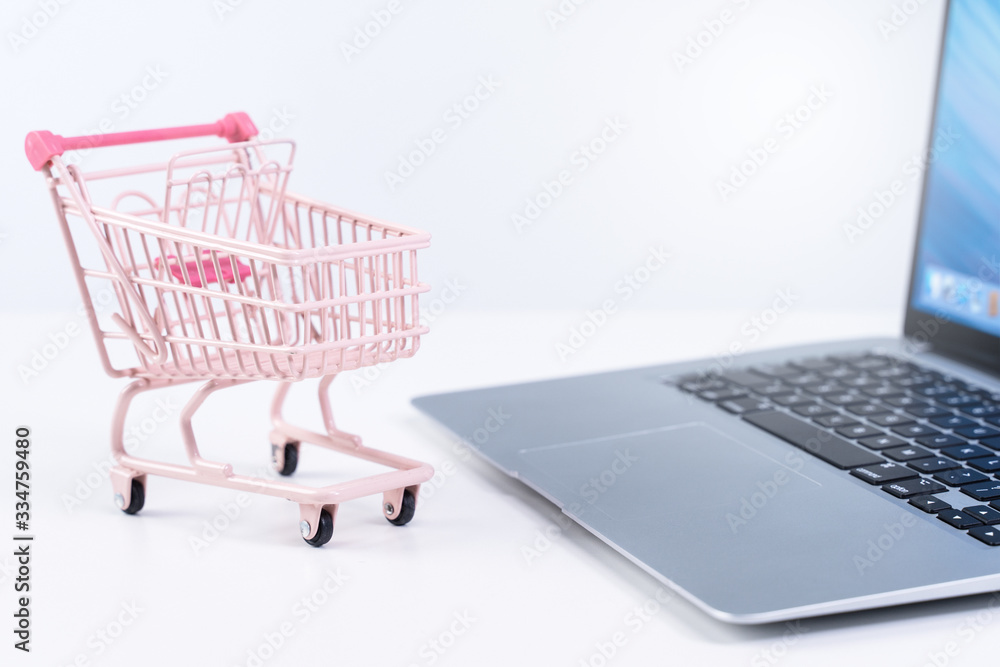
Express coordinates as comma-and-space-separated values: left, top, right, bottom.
25, 112, 259, 171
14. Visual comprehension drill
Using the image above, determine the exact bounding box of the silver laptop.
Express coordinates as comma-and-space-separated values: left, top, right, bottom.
414, 0, 1000, 624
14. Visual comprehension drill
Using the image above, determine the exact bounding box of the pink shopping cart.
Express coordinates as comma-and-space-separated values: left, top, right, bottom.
25, 113, 434, 546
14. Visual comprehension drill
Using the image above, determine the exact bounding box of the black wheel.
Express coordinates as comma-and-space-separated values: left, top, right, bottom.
303, 509, 334, 547
386, 490, 416, 527
121, 479, 144, 515
274, 441, 299, 476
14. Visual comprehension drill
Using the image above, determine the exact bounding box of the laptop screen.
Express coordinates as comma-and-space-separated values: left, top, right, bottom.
906, 0, 1000, 367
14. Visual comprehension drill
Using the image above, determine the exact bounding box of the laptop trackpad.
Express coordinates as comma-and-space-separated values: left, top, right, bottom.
517, 423, 817, 521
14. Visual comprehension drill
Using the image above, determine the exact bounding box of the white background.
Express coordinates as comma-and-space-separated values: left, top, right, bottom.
4, 1, 992, 666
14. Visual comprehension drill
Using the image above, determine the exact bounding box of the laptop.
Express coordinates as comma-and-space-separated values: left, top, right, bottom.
413, 0, 1000, 625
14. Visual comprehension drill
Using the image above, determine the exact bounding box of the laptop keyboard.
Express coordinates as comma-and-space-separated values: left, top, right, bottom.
673, 352, 1000, 547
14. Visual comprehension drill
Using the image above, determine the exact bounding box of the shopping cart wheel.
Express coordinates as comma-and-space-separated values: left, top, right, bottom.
273, 441, 299, 476
385, 490, 416, 526
119, 479, 145, 515
303, 509, 334, 547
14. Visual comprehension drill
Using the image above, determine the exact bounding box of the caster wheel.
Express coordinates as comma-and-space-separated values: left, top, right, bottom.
273, 441, 299, 476
302, 509, 334, 547
119, 479, 145, 515
386, 490, 416, 527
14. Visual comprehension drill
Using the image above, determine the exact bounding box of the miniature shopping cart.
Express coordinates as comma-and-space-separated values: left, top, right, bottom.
25, 113, 433, 546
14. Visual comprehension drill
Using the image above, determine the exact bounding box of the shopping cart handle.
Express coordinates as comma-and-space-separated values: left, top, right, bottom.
24, 112, 259, 170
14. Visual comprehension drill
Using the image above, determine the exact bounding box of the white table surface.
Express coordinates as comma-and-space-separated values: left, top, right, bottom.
5, 308, 1000, 666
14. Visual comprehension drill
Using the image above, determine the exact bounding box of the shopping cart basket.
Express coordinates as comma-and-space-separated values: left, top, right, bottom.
25, 112, 434, 546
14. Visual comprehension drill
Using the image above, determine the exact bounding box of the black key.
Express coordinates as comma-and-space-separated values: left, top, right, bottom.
869, 413, 914, 428
784, 373, 824, 387
982, 436, 1000, 450
967, 525, 1000, 546
937, 394, 980, 408
892, 424, 942, 438
962, 505, 1000, 525
907, 405, 952, 419
938, 510, 983, 529
754, 382, 795, 397
751, 364, 802, 378
887, 396, 924, 408
742, 411, 883, 469
918, 385, 958, 398
930, 414, 976, 429
846, 403, 888, 417
772, 393, 812, 407
960, 481, 1000, 501
883, 445, 934, 462
933, 468, 991, 486
957, 425, 1000, 440
941, 394, 979, 408
968, 457, 1000, 473
859, 434, 908, 450
836, 424, 883, 439
875, 366, 910, 379
801, 381, 845, 396
851, 462, 917, 484
678, 377, 726, 393
883, 477, 947, 498
825, 392, 867, 406
941, 444, 993, 461
699, 388, 747, 402
909, 457, 961, 473
842, 377, 882, 389
814, 414, 859, 428
894, 375, 936, 389
862, 385, 905, 399
916, 434, 965, 448
820, 367, 859, 381
791, 358, 837, 372
909, 495, 952, 513
719, 396, 773, 414
792, 403, 835, 418
962, 404, 1000, 418
721, 370, 773, 387
850, 357, 891, 370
